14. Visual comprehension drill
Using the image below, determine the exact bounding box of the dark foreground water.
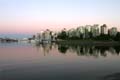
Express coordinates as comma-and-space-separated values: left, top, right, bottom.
0, 42, 120, 80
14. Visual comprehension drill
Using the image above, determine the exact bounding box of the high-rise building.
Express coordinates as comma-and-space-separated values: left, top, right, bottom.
43, 29, 52, 42
34, 31, 44, 43
108, 27, 117, 36
68, 28, 76, 38
85, 25, 91, 38
101, 24, 107, 35
76, 26, 85, 38
76, 26, 85, 34
35, 29, 52, 43
91, 24, 99, 37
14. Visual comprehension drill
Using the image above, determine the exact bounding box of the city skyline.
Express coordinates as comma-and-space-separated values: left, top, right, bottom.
0, 0, 120, 34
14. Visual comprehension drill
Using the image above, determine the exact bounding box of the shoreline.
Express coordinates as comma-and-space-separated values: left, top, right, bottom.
56, 40, 120, 46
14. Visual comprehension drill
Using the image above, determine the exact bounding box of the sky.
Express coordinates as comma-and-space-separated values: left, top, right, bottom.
0, 0, 120, 34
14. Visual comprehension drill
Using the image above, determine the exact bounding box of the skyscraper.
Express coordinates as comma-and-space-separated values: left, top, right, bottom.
108, 27, 117, 36
91, 24, 99, 37
101, 24, 107, 35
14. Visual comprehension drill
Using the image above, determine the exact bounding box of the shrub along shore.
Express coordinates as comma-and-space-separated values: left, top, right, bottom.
56, 40, 120, 46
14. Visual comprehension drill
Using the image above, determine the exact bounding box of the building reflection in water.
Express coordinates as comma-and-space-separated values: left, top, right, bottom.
34, 43, 120, 57
34, 43, 52, 56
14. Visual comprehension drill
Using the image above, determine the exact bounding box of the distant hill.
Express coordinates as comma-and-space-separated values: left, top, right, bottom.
0, 33, 32, 39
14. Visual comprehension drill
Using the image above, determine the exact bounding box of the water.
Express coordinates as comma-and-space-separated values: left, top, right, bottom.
0, 42, 120, 80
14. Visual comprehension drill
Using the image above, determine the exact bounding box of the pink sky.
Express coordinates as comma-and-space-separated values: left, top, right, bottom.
1, 19, 120, 34
0, 0, 120, 34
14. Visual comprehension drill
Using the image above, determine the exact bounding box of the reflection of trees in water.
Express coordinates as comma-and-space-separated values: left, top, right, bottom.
57, 44, 120, 57
71, 46, 100, 57
34, 43, 120, 57
94, 46, 109, 57
58, 45, 69, 54
113, 46, 120, 55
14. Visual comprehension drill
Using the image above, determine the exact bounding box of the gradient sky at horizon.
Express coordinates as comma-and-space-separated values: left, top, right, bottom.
0, 0, 120, 34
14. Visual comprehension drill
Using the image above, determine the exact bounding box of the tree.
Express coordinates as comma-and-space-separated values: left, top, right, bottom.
114, 32, 120, 41
57, 31, 68, 40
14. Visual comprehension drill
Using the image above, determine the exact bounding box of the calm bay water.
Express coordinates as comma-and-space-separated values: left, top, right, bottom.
0, 42, 120, 80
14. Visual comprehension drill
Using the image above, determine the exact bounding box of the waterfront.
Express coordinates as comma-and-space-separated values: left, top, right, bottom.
0, 42, 120, 80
